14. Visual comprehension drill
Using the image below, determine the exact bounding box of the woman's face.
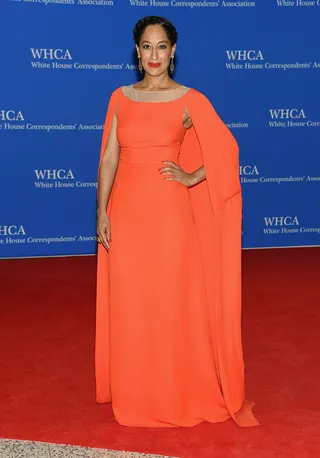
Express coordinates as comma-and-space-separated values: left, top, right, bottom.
136, 24, 176, 76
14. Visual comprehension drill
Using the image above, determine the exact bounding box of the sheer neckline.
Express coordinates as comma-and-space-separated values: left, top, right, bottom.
121, 85, 192, 104
132, 84, 186, 93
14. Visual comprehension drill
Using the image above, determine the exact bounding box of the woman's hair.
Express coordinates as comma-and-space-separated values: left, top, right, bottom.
133, 16, 178, 46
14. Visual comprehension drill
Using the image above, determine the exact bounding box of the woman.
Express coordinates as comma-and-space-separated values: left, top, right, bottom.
96, 16, 258, 428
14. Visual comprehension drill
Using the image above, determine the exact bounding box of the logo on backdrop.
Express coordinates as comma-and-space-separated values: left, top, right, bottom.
29, 48, 136, 72
0, 110, 24, 122
0, 109, 103, 132
239, 165, 320, 185
10, 0, 114, 7
0, 225, 28, 247
226, 121, 249, 129
0, 225, 26, 237
13, 0, 257, 7
33, 169, 97, 189
127, 0, 256, 8
268, 109, 320, 128
240, 165, 260, 184
263, 216, 320, 236
0, 225, 97, 247
225, 50, 320, 71
276, 1, 320, 8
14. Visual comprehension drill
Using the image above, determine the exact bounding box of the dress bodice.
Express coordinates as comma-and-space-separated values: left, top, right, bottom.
116, 85, 192, 164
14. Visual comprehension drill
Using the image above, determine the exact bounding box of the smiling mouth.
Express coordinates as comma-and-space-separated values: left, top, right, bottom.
148, 63, 161, 68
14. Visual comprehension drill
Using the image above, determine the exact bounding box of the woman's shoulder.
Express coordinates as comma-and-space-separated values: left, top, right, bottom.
186, 86, 208, 99
105, 86, 128, 107
109, 86, 124, 97
183, 86, 213, 107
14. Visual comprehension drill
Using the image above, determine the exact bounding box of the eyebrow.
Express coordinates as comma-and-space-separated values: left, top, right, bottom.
141, 40, 169, 44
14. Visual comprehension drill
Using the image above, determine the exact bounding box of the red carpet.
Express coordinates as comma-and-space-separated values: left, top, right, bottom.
0, 249, 319, 458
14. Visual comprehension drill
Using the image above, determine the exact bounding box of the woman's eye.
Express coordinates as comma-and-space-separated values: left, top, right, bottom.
141, 45, 167, 50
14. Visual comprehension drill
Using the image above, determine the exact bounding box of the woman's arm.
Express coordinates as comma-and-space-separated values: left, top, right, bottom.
182, 107, 206, 185
97, 112, 120, 214
97, 111, 119, 250
159, 108, 206, 188
190, 165, 206, 186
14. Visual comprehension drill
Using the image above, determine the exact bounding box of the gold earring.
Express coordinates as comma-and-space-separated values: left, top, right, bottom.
170, 56, 175, 74
138, 56, 143, 73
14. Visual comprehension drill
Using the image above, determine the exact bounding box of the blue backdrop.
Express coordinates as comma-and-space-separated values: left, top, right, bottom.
1, 1, 320, 258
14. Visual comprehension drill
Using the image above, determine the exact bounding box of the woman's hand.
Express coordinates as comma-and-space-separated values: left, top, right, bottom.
97, 212, 111, 251
159, 161, 196, 188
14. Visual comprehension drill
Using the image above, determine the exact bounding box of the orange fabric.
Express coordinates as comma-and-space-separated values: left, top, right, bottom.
95, 87, 259, 427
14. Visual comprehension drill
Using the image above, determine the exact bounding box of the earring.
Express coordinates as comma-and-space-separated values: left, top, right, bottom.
138, 56, 143, 73
170, 56, 175, 74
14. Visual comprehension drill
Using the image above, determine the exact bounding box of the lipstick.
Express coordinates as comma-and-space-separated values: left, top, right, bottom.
148, 63, 161, 68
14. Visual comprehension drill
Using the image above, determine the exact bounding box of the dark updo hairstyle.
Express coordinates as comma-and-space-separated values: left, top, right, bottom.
133, 16, 178, 47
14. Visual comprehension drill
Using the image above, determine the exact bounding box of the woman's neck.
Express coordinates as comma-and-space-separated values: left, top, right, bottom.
137, 74, 175, 90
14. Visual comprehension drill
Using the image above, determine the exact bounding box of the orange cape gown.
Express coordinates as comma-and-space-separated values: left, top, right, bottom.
95, 87, 259, 427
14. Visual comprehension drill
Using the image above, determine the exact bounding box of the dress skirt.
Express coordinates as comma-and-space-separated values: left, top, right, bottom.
108, 150, 227, 426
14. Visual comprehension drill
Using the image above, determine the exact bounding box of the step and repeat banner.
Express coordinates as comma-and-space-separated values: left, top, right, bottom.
1, 1, 320, 258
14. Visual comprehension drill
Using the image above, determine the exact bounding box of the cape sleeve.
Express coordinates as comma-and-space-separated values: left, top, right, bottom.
179, 89, 259, 427
95, 87, 121, 403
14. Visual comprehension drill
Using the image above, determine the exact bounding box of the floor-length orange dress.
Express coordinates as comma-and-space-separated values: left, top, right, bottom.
95, 85, 259, 428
